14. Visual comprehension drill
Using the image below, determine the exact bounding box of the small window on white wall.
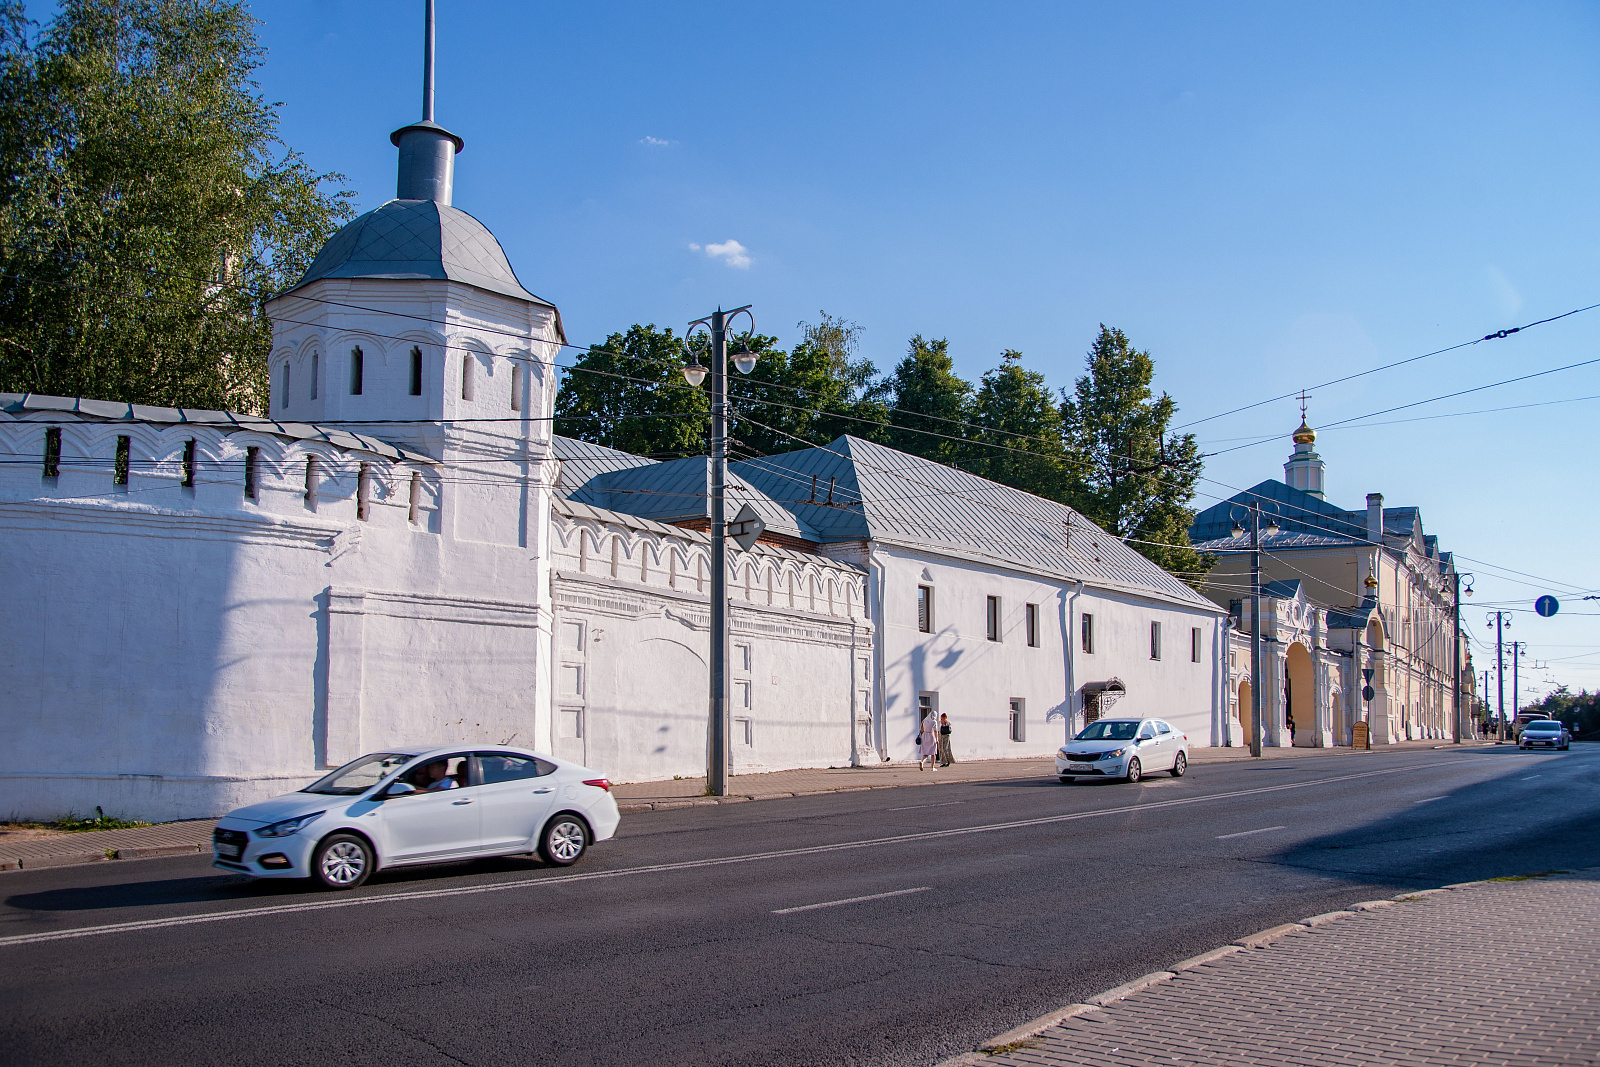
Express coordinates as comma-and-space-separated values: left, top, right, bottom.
986, 596, 1001, 642
917, 585, 933, 633
511, 363, 524, 412
1150, 621, 1162, 661
1191, 627, 1202, 663
461, 356, 474, 400
310, 352, 319, 399
281, 364, 290, 408
1025, 603, 1040, 647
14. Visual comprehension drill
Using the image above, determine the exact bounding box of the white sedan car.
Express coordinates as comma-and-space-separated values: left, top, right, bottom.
212, 746, 621, 890
1056, 717, 1190, 783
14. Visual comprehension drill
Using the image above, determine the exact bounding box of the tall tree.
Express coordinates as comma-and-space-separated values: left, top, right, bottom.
0, 0, 353, 411
1060, 325, 1211, 581
967, 349, 1068, 501
552, 324, 710, 457
729, 312, 889, 454
883, 334, 973, 466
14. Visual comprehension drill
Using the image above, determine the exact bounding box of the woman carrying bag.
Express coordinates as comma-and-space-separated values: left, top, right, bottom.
936, 713, 955, 767
916, 710, 938, 770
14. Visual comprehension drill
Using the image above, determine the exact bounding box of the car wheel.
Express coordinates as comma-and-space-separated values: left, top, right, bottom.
1170, 751, 1187, 778
539, 814, 589, 867
1058, 776, 1073, 784
313, 834, 372, 891
1125, 758, 1143, 784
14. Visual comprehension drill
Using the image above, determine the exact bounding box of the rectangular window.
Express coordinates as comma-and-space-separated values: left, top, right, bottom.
310, 352, 319, 399
244, 446, 260, 501
304, 455, 319, 508
1009, 698, 1025, 742
511, 364, 524, 412
1150, 620, 1162, 661
1025, 603, 1040, 647
1081, 612, 1094, 654
917, 585, 933, 633
42, 427, 60, 480
114, 435, 130, 487
281, 364, 291, 409
1191, 627, 1202, 663
986, 596, 1001, 642
350, 347, 363, 395
180, 439, 197, 489
409, 347, 423, 396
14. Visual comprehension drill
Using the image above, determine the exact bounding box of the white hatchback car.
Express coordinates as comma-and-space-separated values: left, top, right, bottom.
1056, 717, 1190, 783
212, 746, 621, 890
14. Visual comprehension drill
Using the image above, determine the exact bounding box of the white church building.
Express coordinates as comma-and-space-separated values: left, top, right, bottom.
0, 54, 1226, 821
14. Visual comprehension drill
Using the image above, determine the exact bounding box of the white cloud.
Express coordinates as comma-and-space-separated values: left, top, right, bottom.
639, 136, 671, 147
692, 239, 752, 269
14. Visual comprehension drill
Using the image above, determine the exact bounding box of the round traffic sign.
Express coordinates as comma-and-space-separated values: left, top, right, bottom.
1536, 595, 1560, 618
1362, 685, 1375, 702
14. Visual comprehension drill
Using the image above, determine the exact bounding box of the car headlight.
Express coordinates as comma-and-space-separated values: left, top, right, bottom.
1105, 748, 1126, 758
257, 811, 325, 838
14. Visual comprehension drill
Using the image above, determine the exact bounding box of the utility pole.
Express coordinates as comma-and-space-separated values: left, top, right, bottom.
1226, 503, 1278, 757
1486, 611, 1512, 741
1452, 571, 1472, 744
682, 306, 756, 796
1482, 669, 1491, 738
1511, 640, 1527, 734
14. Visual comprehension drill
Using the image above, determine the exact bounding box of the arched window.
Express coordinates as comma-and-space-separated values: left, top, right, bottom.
349, 347, 363, 395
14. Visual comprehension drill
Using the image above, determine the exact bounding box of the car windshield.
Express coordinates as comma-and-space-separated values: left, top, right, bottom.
1075, 721, 1140, 741
302, 753, 416, 795
1525, 722, 1560, 730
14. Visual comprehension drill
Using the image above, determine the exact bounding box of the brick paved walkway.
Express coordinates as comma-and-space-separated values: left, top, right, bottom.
968, 870, 1600, 1067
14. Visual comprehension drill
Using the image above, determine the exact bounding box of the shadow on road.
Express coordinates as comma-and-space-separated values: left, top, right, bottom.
4, 854, 559, 914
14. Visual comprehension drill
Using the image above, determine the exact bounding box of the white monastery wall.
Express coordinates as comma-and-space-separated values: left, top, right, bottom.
547, 505, 871, 783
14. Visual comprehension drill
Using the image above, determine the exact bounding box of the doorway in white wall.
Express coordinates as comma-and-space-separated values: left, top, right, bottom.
1009, 698, 1025, 742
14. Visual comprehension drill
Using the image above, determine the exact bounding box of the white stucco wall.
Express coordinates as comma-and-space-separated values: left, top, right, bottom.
869, 544, 1223, 763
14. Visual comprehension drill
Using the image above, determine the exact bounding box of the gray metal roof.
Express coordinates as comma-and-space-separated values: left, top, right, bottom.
0, 393, 434, 464
560, 452, 817, 540
551, 436, 657, 498
734, 436, 1216, 609
281, 199, 558, 313
552, 497, 862, 572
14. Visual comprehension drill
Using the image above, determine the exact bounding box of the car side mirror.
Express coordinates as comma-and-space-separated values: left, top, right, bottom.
379, 782, 417, 800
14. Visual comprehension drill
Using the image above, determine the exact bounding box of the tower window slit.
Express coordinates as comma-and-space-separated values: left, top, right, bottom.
350, 347, 363, 395
244, 446, 260, 500
114, 436, 130, 486
511, 364, 523, 412
304, 455, 319, 507
42, 427, 60, 480
357, 462, 371, 521
461, 357, 474, 401
181, 439, 196, 488
408, 470, 421, 523
311, 352, 319, 399
409, 348, 423, 395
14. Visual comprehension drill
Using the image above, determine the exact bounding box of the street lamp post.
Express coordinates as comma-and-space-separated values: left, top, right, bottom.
1229, 503, 1279, 758
1486, 610, 1512, 741
682, 305, 756, 797
1511, 640, 1528, 735
1453, 572, 1474, 744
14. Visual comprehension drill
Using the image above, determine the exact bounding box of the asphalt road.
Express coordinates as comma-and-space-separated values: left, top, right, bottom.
2, 744, 1595, 1067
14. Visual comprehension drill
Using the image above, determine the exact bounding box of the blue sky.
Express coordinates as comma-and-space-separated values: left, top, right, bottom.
255, 1, 1600, 701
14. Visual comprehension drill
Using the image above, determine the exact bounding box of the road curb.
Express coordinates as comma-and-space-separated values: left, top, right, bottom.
949, 876, 1538, 1062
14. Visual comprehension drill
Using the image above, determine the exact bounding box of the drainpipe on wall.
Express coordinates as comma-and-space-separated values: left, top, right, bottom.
869, 549, 889, 761
848, 614, 861, 767
1063, 579, 1085, 744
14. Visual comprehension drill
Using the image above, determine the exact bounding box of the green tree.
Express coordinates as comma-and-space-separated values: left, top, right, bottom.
729, 312, 890, 454
966, 349, 1068, 501
1059, 325, 1212, 581
883, 335, 973, 466
0, 0, 354, 411
552, 324, 709, 457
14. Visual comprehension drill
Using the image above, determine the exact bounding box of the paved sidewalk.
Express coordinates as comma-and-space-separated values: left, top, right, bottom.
956, 870, 1600, 1067
0, 739, 1478, 871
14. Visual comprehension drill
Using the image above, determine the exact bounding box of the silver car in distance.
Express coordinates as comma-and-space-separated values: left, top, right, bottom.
212, 746, 621, 890
1056, 717, 1190, 784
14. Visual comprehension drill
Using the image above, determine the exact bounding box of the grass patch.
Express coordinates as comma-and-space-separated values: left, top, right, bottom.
1488, 870, 1568, 882
981, 1040, 1039, 1055
2, 807, 151, 833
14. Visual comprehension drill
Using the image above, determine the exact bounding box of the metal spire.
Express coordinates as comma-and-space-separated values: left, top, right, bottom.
391, 0, 462, 204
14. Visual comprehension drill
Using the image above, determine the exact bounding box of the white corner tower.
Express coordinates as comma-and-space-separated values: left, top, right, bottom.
1283, 394, 1325, 500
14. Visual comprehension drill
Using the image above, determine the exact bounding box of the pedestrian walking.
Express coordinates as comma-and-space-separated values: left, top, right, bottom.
917, 709, 938, 770
936, 713, 954, 767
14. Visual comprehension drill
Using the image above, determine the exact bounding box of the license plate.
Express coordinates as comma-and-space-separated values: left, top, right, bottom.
1069, 763, 1094, 772
216, 845, 241, 860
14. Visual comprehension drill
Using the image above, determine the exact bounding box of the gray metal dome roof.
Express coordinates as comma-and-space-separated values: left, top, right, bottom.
285, 199, 554, 309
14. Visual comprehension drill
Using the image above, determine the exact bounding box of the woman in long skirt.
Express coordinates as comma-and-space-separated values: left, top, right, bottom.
936, 713, 955, 767
917, 711, 939, 770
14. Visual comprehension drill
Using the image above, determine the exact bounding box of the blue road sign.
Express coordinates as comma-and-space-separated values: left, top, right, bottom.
1536, 595, 1560, 618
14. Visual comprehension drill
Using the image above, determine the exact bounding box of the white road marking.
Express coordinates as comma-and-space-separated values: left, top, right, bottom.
1215, 825, 1286, 840
1415, 796, 1447, 804
0, 762, 1480, 949
890, 801, 966, 811
772, 886, 931, 914
1522, 775, 1541, 780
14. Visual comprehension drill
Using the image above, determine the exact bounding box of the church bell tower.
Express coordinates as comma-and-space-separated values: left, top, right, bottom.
1283, 394, 1325, 500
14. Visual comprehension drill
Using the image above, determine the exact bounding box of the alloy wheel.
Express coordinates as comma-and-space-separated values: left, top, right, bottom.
320, 840, 366, 886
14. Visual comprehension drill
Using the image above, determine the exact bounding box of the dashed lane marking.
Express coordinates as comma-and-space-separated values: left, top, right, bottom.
773, 886, 931, 914
1215, 825, 1286, 840
1415, 796, 1447, 803
890, 801, 967, 811
0, 760, 1499, 949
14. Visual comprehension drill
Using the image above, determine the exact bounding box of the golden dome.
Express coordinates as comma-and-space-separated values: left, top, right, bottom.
1293, 420, 1316, 445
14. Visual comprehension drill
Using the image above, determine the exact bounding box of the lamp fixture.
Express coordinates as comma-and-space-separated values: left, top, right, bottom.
1231, 521, 1245, 538
732, 346, 758, 375
681, 358, 707, 388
